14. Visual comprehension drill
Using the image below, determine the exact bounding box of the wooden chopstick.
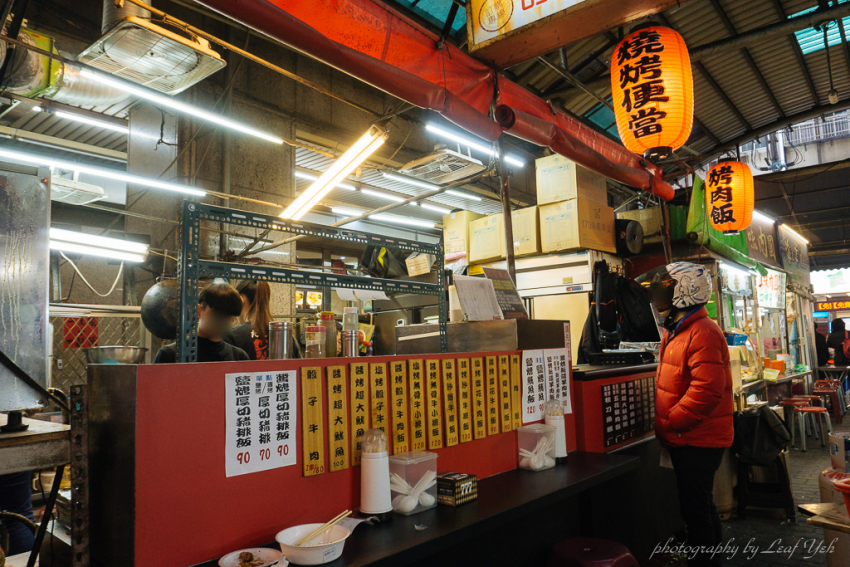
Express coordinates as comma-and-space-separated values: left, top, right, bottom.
295, 510, 352, 547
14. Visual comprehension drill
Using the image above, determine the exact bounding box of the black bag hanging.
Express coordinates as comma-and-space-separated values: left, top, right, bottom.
732, 405, 791, 467
615, 277, 661, 342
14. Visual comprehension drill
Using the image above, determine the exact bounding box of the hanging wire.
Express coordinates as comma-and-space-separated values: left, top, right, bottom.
59, 252, 124, 298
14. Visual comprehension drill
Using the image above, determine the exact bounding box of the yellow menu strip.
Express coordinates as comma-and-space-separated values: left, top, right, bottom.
301, 366, 325, 477
486, 356, 500, 436
349, 362, 369, 467
498, 355, 513, 433
389, 359, 410, 455
425, 359, 444, 450
442, 358, 459, 447
326, 365, 349, 472
369, 363, 390, 450
408, 359, 427, 451
511, 354, 522, 429
456, 358, 473, 443
471, 357, 487, 439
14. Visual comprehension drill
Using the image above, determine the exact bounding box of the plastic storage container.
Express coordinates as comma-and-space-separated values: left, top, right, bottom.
517, 424, 556, 471
342, 307, 359, 332
389, 450, 438, 515
360, 429, 392, 516
304, 326, 326, 359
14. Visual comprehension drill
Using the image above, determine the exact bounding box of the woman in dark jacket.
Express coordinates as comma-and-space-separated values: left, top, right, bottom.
827, 318, 848, 366
225, 280, 272, 360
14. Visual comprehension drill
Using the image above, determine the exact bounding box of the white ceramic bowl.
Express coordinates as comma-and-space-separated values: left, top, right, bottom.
218, 547, 286, 567
275, 524, 351, 565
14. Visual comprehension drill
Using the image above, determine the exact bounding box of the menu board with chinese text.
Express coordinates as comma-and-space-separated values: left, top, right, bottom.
521, 350, 546, 423
456, 358, 473, 443
408, 359, 427, 451
349, 362, 369, 466
510, 355, 522, 428
498, 355, 513, 432
601, 377, 656, 447
369, 362, 389, 438
301, 367, 325, 476
389, 360, 410, 455
425, 359, 444, 449
225, 370, 296, 477
327, 365, 349, 472
441, 359, 459, 446
471, 357, 487, 439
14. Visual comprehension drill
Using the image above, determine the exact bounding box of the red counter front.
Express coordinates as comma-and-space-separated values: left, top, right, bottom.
119, 352, 578, 567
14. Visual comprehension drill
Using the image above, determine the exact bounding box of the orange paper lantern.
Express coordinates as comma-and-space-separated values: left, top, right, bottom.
611, 25, 693, 159
706, 160, 754, 235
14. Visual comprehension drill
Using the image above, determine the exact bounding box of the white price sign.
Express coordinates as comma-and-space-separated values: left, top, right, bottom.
544, 348, 572, 415
225, 370, 297, 477
521, 350, 546, 423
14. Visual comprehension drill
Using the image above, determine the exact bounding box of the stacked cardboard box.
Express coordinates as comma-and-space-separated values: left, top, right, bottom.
442, 211, 484, 255
535, 155, 615, 254
469, 213, 505, 264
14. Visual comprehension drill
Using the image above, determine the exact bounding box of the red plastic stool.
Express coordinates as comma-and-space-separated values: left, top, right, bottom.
547, 537, 639, 567
793, 407, 832, 451
778, 399, 810, 446
814, 387, 843, 424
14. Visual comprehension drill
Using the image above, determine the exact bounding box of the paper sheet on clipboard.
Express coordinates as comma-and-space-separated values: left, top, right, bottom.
453, 275, 503, 321
335, 288, 389, 301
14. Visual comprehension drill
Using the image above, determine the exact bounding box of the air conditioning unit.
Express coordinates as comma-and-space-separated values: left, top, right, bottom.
76, 16, 225, 95
399, 147, 486, 185
50, 176, 107, 206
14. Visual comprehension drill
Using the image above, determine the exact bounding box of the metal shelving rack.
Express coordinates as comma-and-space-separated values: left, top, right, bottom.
177, 200, 447, 361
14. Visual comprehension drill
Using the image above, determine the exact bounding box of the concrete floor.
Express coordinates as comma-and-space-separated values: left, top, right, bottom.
645, 411, 850, 566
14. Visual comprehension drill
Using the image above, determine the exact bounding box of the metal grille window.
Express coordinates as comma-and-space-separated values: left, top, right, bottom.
50, 306, 151, 394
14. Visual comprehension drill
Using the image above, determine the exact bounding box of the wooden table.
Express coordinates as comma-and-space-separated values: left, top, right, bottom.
0, 413, 70, 474
807, 502, 850, 535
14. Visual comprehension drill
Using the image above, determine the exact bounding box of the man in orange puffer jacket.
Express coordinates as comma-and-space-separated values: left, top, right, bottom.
639, 262, 733, 567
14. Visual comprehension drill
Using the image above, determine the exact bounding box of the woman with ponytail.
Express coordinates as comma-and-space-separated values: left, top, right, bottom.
226, 280, 272, 360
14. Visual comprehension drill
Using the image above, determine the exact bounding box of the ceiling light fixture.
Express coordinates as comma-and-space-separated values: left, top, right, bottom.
420, 203, 452, 214
0, 147, 206, 196
295, 170, 355, 190
425, 123, 525, 167
54, 110, 129, 135
445, 189, 482, 202
361, 188, 406, 202
781, 224, 810, 244
49, 228, 148, 262
369, 213, 436, 229
281, 126, 388, 220
752, 210, 775, 224
79, 68, 284, 144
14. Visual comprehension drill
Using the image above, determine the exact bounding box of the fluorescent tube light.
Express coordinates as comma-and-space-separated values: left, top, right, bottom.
49, 228, 148, 262
50, 228, 148, 254
425, 123, 525, 167
295, 170, 355, 191
752, 210, 775, 224
369, 214, 435, 228
445, 189, 482, 201
420, 203, 452, 214
361, 188, 406, 202
79, 69, 284, 144
0, 147, 206, 196
331, 206, 366, 217
719, 262, 750, 277
54, 110, 129, 135
281, 126, 388, 220
781, 224, 810, 244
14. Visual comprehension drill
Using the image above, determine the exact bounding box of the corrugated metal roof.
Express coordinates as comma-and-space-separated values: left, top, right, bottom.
537, 0, 849, 168
295, 145, 504, 220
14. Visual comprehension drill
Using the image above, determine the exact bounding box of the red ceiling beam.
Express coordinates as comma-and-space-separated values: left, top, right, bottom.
197, 0, 673, 199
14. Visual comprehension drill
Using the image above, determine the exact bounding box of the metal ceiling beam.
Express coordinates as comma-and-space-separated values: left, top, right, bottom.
710, 97, 850, 156
691, 1, 850, 61
708, 0, 785, 118
694, 61, 752, 130
768, 0, 820, 105
541, 35, 619, 97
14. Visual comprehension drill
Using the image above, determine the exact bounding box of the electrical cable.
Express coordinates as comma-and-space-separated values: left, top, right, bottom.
59, 252, 123, 298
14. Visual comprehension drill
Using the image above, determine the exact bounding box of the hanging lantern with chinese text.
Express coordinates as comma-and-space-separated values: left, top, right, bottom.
706, 160, 754, 235
611, 25, 693, 160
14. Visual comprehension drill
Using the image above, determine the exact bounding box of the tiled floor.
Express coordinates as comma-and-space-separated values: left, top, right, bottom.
646, 410, 849, 566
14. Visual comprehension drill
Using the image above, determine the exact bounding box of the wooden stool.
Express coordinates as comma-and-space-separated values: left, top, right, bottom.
793, 407, 832, 451
548, 537, 639, 567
